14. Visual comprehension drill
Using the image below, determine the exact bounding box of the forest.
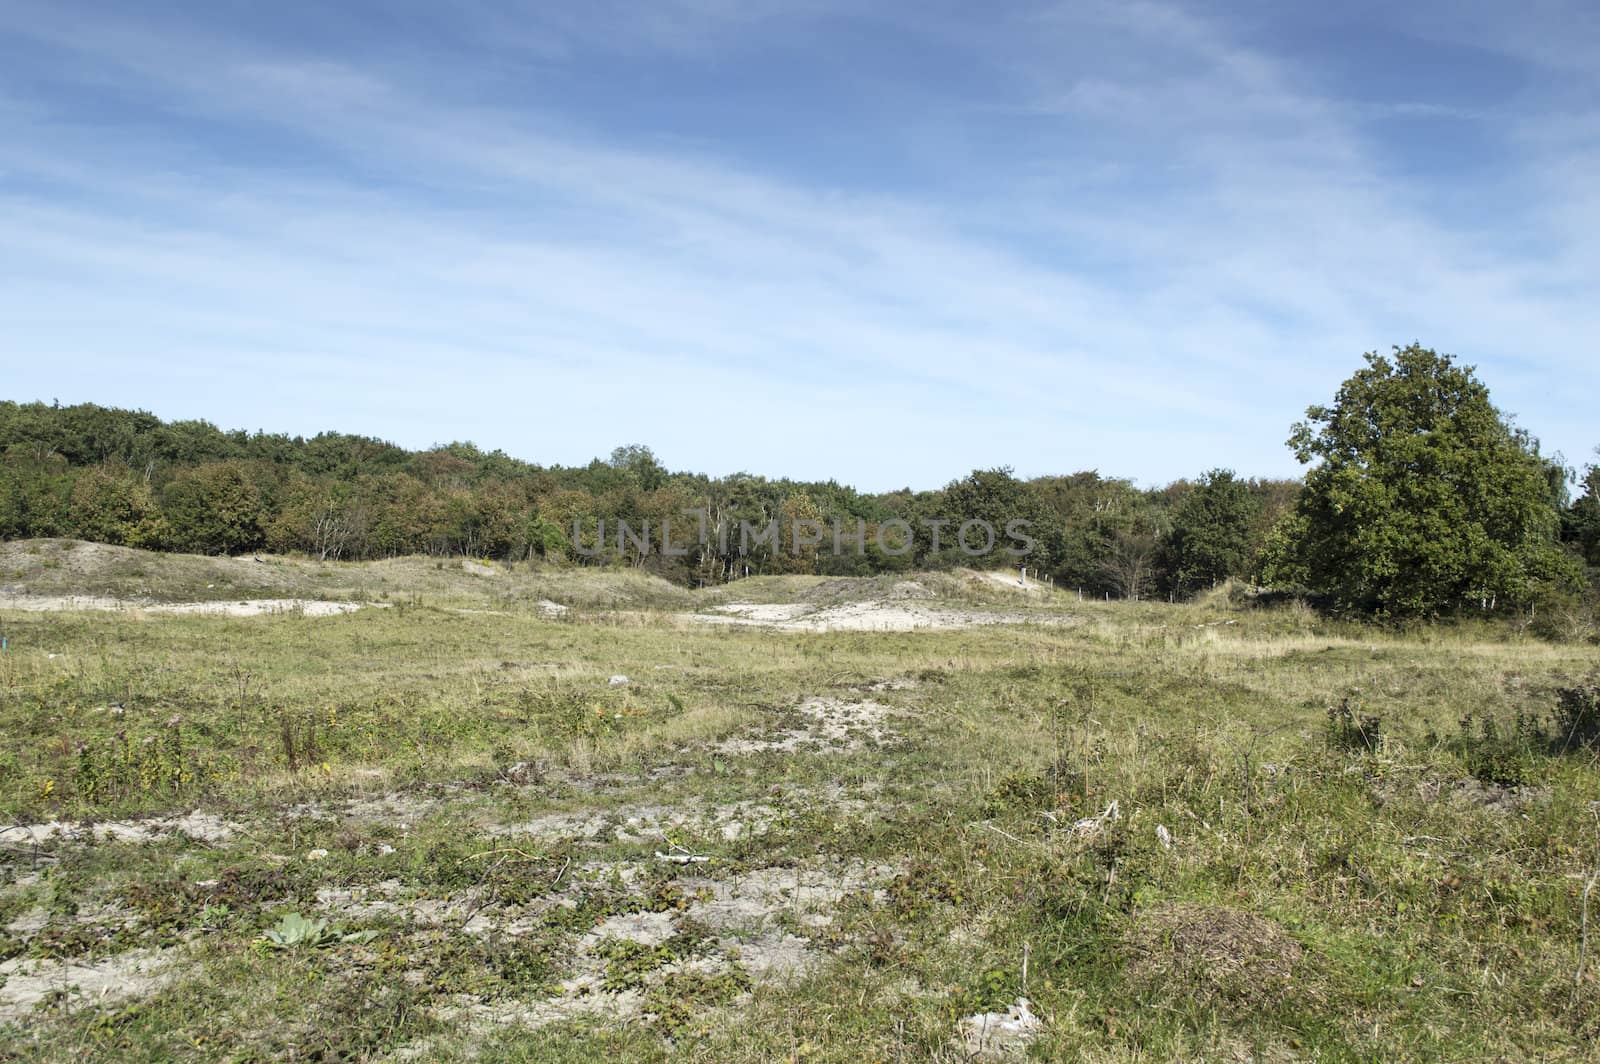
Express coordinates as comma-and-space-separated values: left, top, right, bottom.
3, 345, 1597, 621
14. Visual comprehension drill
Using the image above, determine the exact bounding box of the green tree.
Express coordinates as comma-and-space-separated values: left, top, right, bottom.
1269, 343, 1579, 617
0, 448, 73, 538
160, 462, 266, 555
0, 466, 23, 539
1563, 454, 1600, 571
770, 491, 823, 574
1031, 472, 1160, 596
1100, 530, 1159, 600
524, 515, 571, 561
267, 474, 369, 560
941, 468, 1049, 570
68, 464, 165, 548
1161, 469, 1259, 598
608, 444, 667, 492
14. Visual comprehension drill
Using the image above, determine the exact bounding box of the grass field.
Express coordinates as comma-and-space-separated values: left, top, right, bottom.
2, 541, 1599, 1061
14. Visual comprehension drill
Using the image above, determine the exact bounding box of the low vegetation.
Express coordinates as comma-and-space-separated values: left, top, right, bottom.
2, 554, 1599, 1060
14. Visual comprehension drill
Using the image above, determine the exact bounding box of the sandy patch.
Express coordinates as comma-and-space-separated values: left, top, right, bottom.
410, 906, 693, 1049
313, 883, 510, 933
0, 949, 178, 1023
692, 600, 1071, 633
728, 932, 816, 980
1, 811, 239, 847
434, 988, 647, 1046
683, 862, 892, 934
287, 791, 449, 827
706, 603, 813, 621
582, 910, 678, 950
0, 594, 373, 617
977, 570, 1052, 595
713, 697, 896, 755
389, 856, 897, 1058
493, 800, 783, 845
5, 907, 50, 937
861, 678, 917, 692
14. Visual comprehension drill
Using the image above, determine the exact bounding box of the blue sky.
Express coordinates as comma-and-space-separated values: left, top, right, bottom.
1, 1, 1595, 492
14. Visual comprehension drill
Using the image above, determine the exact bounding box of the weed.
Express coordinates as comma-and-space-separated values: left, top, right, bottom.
517, 687, 626, 743
1124, 903, 1304, 1010
888, 862, 970, 920
596, 932, 702, 993
1456, 711, 1543, 786
1552, 677, 1600, 752
642, 967, 751, 1032
70, 717, 222, 805
985, 764, 1085, 817
276, 707, 321, 773
260, 911, 379, 949
1325, 697, 1381, 752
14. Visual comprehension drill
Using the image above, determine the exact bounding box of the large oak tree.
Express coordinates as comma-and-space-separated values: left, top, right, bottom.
1266, 344, 1579, 618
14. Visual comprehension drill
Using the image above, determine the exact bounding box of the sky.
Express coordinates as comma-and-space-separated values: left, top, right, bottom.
1, 0, 1596, 492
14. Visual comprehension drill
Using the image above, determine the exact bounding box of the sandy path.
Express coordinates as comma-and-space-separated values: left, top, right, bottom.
0, 594, 376, 617
691, 599, 1071, 632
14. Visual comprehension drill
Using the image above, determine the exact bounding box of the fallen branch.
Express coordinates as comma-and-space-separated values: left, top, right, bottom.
655, 841, 711, 864
458, 847, 545, 864
656, 851, 711, 864
1070, 799, 1120, 837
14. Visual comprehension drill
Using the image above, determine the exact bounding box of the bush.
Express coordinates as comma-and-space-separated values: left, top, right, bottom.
1528, 588, 1599, 643
1455, 711, 1542, 786
160, 462, 265, 555
1325, 698, 1380, 752
1551, 678, 1600, 752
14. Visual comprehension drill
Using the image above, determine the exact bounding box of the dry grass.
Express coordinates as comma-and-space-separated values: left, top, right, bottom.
1126, 903, 1306, 1008
3, 545, 1599, 1061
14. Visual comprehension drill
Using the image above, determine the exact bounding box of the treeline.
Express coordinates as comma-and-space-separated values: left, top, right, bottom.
0, 401, 1295, 599
3, 344, 1597, 620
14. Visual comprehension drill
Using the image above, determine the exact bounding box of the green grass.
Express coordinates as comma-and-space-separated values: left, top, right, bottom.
2, 554, 1599, 1060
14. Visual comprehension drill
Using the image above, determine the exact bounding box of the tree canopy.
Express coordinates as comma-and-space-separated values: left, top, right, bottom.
1264, 343, 1580, 618
1162, 469, 1259, 598
1563, 456, 1600, 574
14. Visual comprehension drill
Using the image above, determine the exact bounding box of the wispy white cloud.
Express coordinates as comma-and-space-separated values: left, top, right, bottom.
0, 0, 1595, 486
